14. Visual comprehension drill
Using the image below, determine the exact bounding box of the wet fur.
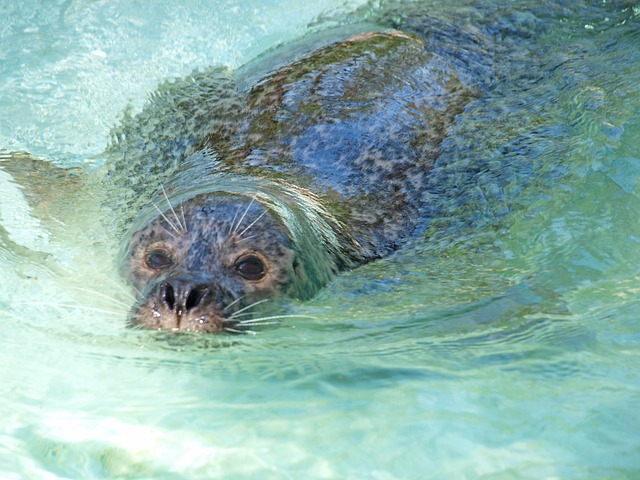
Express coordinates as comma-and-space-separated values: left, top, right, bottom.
112, 6, 546, 332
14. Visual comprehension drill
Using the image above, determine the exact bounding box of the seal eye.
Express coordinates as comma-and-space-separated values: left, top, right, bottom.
234, 256, 266, 280
146, 249, 173, 270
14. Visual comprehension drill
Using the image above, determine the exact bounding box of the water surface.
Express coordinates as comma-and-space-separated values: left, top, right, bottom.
1, 0, 639, 478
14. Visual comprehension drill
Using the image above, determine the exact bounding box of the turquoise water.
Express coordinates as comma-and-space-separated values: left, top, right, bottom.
1, 0, 640, 478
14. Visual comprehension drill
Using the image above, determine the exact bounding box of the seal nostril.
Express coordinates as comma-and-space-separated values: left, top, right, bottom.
157, 277, 210, 318
186, 286, 205, 311
163, 282, 176, 311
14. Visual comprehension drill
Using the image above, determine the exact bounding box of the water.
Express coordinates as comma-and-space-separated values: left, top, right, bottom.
1, 0, 640, 478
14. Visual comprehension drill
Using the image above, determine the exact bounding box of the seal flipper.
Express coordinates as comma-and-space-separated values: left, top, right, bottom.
0, 150, 82, 253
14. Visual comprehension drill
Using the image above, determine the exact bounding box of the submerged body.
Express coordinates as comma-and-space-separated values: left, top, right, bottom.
116, 17, 504, 332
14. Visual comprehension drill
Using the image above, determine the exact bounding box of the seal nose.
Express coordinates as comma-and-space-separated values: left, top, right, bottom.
160, 276, 209, 316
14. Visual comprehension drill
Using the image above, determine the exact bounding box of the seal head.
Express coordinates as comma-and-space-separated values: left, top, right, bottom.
125, 194, 301, 332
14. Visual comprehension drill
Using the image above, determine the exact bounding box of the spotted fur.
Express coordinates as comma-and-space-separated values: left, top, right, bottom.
119, 30, 486, 332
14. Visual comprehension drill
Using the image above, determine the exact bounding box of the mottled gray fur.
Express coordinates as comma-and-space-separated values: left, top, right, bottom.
111, 0, 611, 332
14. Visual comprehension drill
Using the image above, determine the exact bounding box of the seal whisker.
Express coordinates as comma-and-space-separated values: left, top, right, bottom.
227, 298, 270, 318
161, 184, 186, 234
235, 321, 280, 327
180, 204, 188, 234
159, 223, 178, 240
236, 235, 259, 243
127, 322, 150, 331
17, 301, 124, 317
223, 294, 246, 312
229, 208, 240, 237
103, 277, 142, 297
224, 310, 255, 318
236, 314, 316, 324
231, 196, 255, 236
152, 201, 181, 236
65, 286, 133, 308
224, 327, 257, 335
237, 209, 267, 238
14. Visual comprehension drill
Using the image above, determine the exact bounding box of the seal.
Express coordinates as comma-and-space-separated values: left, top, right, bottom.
116, 24, 490, 333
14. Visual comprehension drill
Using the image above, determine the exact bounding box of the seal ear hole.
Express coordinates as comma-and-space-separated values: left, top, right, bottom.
293, 258, 302, 278
234, 255, 266, 281
145, 248, 174, 270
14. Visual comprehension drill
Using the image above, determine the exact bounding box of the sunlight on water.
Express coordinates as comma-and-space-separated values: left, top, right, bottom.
1, 0, 640, 478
